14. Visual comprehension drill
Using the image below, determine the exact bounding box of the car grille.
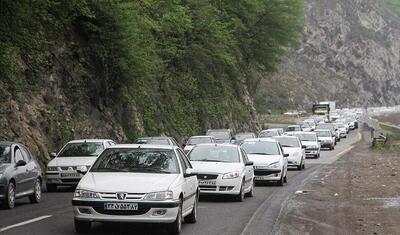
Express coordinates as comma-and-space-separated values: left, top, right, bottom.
199, 185, 217, 191
99, 192, 145, 200
197, 174, 218, 180
93, 207, 150, 216
254, 170, 276, 176
199, 186, 234, 192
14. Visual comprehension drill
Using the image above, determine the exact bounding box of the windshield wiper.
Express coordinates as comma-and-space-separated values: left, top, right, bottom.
249, 153, 272, 155
91, 168, 127, 172
136, 168, 173, 174
281, 145, 295, 148
194, 159, 225, 162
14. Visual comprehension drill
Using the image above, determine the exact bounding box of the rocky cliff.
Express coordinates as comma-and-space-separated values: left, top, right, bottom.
261, 0, 400, 110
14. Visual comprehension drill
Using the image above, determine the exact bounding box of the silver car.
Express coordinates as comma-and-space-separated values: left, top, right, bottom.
0, 141, 42, 209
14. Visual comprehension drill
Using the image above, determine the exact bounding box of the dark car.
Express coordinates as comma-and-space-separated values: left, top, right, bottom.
206, 129, 234, 144
0, 141, 42, 209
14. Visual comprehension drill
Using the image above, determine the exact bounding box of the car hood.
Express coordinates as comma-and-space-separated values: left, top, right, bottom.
301, 141, 318, 146
79, 172, 179, 193
190, 161, 242, 174
247, 154, 282, 165
282, 147, 301, 156
48, 157, 98, 167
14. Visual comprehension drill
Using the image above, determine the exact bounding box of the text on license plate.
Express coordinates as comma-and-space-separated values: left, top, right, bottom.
104, 203, 138, 211
61, 172, 81, 178
198, 180, 216, 186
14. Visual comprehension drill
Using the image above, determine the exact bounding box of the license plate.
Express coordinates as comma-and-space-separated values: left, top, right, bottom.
198, 180, 216, 186
104, 203, 138, 211
60, 172, 81, 178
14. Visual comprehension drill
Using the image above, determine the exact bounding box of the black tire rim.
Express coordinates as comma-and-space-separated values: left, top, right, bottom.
35, 180, 41, 200
8, 183, 15, 208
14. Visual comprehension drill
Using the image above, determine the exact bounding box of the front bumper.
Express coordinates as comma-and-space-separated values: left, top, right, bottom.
287, 156, 302, 167
305, 149, 319, 157
254, 168, 282, 181
72, 199, 180, 223
197, 176, 242, 195
46, 171, 83, 185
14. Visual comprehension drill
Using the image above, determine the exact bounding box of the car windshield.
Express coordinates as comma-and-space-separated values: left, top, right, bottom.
316, 131, 331, 137
59, 142, 104, 157
187, 137, 212, 145
275, 138, 299, 147
259, 131, 277, 137
91, 148, 179, 173
295, 133, 317, 141
235, 133, 255, 141
207, 131, 230, 140
188, 145, 239, 163
286, 126, 300, 131
137, 138, 170, 145
241, 142, 280, 155
0, 144, 11, 163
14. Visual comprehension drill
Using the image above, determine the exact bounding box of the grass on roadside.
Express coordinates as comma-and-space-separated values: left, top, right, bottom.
372, 123, 400, 154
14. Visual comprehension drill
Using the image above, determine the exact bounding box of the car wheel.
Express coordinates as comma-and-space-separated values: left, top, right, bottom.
3, 181, 16, 209
46, 184, 57, 192
74, 218, 91, 233
245, 179, 255, 197
29, 178, 42, 203
283, 171, 287, 183
331, 145, 335, 150
185, 192, 198, 223
235, 180, 245, 202
277, 173, 284, 186
297, 160, 303, 170
302, 162, 305, 169
168, 200, 182, 234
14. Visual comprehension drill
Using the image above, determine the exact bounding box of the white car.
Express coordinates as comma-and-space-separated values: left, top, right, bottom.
273, 136, 305, 170
334, 123, 348, 138
183, 136, 215, 154
241, 139, 288, 186
72, 145, 199, 234
300, 123, 313, 132
188, 144, 254, 201
315, 129, 335, 150
286, 132, 320, 158
46, 139, 116, 191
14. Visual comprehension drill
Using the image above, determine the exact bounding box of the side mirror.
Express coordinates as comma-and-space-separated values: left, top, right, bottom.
245, 161, 254, 166
184, 168, 197, 178
50, 152, 57, 159
284, 153, 289, 157
16, 160, 27, 167
231, 139, 236, 144
76, 166, 88, 174
302, 145, 307, 149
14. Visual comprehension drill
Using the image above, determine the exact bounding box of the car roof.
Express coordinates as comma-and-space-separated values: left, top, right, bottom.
195, 143, 238, 147
243, 138, 278, 143
236, 132, 255, 135
273, 135, 298, 139
68, 139, 112, 144
108, 144, 176, 150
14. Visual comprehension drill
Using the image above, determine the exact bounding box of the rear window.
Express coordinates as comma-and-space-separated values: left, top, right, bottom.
137, 138, 170, 145
59, 142, 104, 157
187, 137, 213, 145
206, 131, 231, 140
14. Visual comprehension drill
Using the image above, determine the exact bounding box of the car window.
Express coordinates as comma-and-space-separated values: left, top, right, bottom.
0, 144, 11, 163
240, 149, 249, 163
177, 149, 192, 171
20, 146, 32, 162
14, 148, 24, 163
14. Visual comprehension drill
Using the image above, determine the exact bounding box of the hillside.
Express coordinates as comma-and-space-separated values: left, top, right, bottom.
257, 0, 400, 112
0, 0, 302, 165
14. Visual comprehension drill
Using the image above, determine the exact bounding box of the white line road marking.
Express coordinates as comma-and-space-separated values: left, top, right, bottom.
0, 215, 52, 233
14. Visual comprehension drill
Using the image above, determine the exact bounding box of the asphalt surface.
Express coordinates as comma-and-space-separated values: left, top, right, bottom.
0, 131, 361, 235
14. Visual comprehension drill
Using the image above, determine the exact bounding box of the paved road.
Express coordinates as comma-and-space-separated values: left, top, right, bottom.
0, 131, 361, 235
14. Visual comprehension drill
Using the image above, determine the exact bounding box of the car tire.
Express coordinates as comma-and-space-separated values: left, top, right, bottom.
74, 219, 91, 233
235, 180, 245, 202
3, 181, 16, 209
168, 200, 182, 234
245, 179, 255, 197
46, 184, 57, 192
302, 162, 305, 169
29, 178, 42, 203
277, 173, 284, 186
283, 172, 287, 183
297, 160, 303, 170
185, 192, 198, 223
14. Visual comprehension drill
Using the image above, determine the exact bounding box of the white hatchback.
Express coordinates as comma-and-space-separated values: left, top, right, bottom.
273, 136, 305, 170
188, 144, 255, 201
241, 139, 288, 186
72, 145, 199, 234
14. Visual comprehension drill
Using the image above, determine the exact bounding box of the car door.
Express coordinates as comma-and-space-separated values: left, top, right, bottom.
176, 149, 197, 213
20, 146, 37, 191
13, 147, 29, 194
240, 148, 254, 189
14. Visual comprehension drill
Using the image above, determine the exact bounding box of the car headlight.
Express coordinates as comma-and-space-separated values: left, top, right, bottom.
47, 166, 58, 171
74, 189, 100, 199
269, 162, 280, 169
143, 191, 173, 201
222, 171, 240, 179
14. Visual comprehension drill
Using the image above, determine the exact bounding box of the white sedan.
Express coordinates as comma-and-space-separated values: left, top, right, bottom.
188, 144, 255, 201
273, 136, 305, 170
72, 145, 199, 234
241, 138, 288, 186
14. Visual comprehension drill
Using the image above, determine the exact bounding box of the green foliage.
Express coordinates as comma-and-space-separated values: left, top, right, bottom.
0, 0, 304, 139
385, 0, 400, 17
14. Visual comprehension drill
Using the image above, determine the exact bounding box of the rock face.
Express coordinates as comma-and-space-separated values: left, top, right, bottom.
269, 0, 400, 108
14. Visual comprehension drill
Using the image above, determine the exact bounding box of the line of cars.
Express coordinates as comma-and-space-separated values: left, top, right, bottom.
0, 111, 359, 234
